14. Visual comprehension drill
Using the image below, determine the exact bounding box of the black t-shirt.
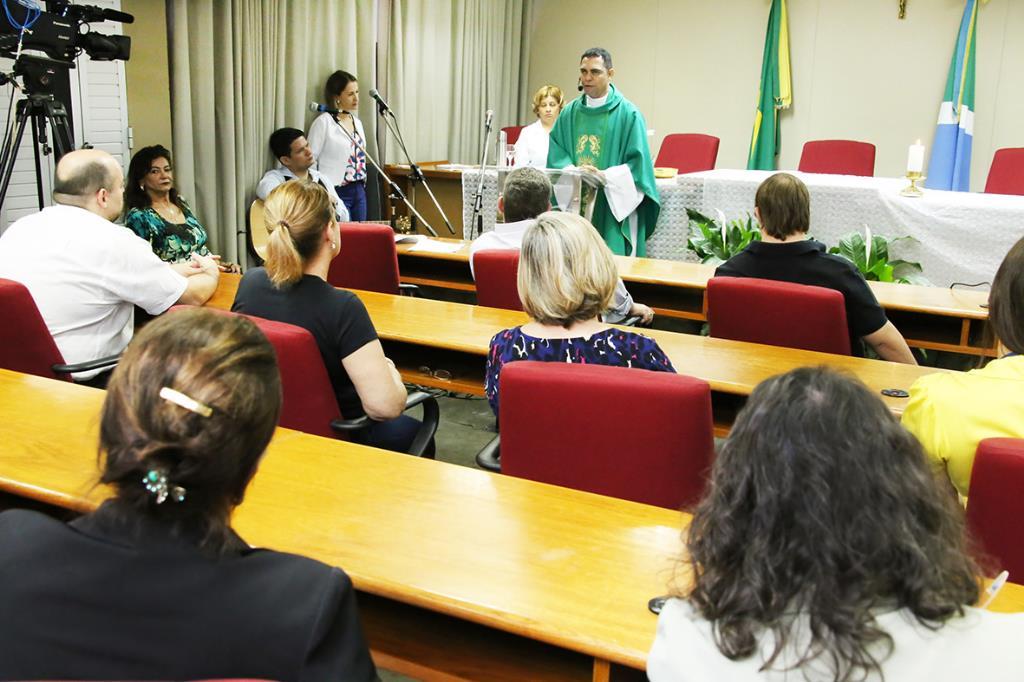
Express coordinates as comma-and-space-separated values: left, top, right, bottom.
232, 268, 378, 417
714, 239, 888, 354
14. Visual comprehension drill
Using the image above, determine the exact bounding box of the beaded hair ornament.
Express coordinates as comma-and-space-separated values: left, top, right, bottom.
142, 387, 214, 504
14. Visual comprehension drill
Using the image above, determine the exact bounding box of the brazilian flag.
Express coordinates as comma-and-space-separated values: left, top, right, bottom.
747, 0, 792, 170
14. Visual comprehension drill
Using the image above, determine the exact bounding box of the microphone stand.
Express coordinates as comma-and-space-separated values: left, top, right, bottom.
375, 100, 456, 235
470, 111, 494, 239
332, 111, 438, 237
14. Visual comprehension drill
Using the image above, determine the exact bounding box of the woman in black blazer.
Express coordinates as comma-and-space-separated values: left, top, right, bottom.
0, 308, 377, 681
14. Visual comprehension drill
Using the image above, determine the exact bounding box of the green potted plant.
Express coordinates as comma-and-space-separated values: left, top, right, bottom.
828, 226, 927, 285
685, 208, 760, 266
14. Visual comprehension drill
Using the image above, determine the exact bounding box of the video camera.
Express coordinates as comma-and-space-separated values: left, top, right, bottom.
0, 0, 133, 64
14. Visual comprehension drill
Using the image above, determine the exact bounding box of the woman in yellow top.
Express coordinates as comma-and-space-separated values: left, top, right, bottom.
901, 236, 1024, 497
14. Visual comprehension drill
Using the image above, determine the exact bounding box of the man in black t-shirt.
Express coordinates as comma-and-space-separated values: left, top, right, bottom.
715, 173, 917, 364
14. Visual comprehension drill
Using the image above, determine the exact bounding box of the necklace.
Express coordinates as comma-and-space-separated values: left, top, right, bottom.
154, 201, 184, 224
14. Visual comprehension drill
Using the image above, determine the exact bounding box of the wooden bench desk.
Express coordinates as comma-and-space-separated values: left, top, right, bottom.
0, 369, 676, 680
205, 274, 955, 436
394, 237, 994, 357
2, 368, 1023, 681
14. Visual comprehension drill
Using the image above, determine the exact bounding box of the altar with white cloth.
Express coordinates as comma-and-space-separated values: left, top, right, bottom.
461, 168, 1024, 288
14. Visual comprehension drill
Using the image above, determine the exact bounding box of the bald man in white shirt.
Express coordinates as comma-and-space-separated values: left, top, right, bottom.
0, 149, 219, 384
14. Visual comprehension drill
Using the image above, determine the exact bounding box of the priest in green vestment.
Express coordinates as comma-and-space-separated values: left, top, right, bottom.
547, 47, 660, 256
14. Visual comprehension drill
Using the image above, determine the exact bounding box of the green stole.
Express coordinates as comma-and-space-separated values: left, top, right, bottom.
547, 84, 661, 256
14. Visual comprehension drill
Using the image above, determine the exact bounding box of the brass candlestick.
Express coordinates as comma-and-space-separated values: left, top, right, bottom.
901, 171, 925, 197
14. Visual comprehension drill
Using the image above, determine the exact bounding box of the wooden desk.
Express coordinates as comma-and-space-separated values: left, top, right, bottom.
0, 369, 675, 680
384, 163, 464, 237
205, 274, 955, 435
394, 237, 995, 357
2, 369, 1023, 682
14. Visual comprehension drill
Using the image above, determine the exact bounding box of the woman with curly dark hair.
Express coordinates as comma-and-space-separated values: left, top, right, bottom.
647, 366, 1024, 681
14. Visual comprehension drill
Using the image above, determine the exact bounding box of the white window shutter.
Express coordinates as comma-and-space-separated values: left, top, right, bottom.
0, 0, 130, 232
71, 0, 130, 168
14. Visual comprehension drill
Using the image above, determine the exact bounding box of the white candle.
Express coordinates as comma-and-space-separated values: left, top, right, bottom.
907, 140, 925, 174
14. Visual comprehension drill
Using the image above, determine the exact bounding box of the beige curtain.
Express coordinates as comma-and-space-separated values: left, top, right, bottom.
387, 0, 532, 164
168, 0, 376, 264
169, 0, 533, 261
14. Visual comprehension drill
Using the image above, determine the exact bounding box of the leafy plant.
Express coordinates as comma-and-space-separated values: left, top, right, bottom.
686, 208, 761, 266
828, 226, 928, 285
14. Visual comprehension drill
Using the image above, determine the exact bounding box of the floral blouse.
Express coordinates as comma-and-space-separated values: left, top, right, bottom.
485, 326, 677, 415
345, 127, 367, 184
124, 201, 211, 263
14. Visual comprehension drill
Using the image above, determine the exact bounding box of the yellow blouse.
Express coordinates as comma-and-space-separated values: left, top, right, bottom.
901, 355, 1024, 497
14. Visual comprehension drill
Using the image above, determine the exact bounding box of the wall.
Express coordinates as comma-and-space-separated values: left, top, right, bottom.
122, 0, 173, 151
528, 0, 1023, 190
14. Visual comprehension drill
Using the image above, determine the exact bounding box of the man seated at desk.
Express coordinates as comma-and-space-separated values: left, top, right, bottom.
715, 172, 916, 364
256, 127, 348, 221
0, 149, 220, 386
469, 166, 654, 324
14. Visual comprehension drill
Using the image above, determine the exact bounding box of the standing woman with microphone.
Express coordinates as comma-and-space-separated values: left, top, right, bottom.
307, 70, 368, 222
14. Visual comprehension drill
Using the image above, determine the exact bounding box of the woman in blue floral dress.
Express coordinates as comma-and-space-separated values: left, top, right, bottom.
485, 211, 675, 415
124, 145, 238, 271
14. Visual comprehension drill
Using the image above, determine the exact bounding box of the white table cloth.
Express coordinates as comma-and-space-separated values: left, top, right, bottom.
461, 168, 1024, 287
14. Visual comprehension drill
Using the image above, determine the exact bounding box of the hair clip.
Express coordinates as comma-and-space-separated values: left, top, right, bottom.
159, 387, 212, 418
143, 468, 186, 505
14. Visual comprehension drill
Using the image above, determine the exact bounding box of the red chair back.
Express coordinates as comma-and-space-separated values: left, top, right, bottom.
707, 277, 852, 355
328, 223, 401, 294
474, 249, 523, 311
797, 140, 876, 177
246, 315, 344, 439
499, 362, 714, 509
501, 125, 525, 145
0, 278, 71, 381
984, 148, 1024, 196
654, 134, 720, 174
966, 438, 1024, 577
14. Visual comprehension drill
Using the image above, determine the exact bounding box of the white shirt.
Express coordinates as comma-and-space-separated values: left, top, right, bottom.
306, 112, 367, 188
255, 166, 349, 222
513, 120, 551, 169
648, 598, 1024, 682
0, 205, 187, 378
469, 218, 635, 322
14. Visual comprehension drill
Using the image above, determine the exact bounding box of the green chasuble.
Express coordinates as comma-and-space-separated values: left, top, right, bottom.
546, 84, 660, 256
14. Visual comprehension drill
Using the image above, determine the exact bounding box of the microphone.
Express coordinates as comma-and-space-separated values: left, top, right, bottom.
578, 78, 583, 92
94, 7, 135, 23
369, 88, 392, 115
309, 102, 340, 114
484, 109, 494, 131
60, 4, 135, 24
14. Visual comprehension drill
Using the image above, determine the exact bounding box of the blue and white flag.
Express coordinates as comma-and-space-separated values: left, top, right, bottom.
925, 0, 979, 191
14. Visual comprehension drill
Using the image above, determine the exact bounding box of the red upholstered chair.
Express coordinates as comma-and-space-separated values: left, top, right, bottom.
654, 134, 720, 174
244, 314, 439, 457
0, 278, 119, 381
479, 361, 714, 510
473, 249, 523, 311
984, 148, 1024, 196
707, 277, 852, 355
327, 222, 416, 295
501, 125, 525, 145
965, 438, 1024, 577
797, 140, 876, 177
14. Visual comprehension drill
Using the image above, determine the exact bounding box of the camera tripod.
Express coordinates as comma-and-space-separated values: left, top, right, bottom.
0, 93, 75, 212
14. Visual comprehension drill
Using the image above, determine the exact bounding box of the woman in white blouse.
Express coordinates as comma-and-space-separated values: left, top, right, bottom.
307, 70, 368, 222
513, 85, 563, 169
